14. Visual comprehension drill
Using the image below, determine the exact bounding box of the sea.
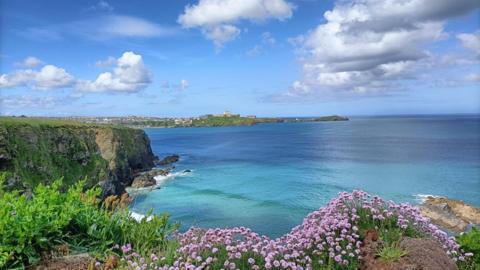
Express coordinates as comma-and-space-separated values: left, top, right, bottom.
129, 115, 480, 238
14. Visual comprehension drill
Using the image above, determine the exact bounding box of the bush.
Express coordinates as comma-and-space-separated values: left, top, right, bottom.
0, 174, 177, 269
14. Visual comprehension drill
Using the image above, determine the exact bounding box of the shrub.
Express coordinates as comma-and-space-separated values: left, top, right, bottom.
0, 174, 177, 269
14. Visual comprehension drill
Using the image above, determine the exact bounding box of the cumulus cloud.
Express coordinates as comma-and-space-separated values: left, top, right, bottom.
15, 56, 43, 68
76, 51, 152, 93
458, 32, 480, 56
280, 0, 480, 99
178, 0, 294, 48
0, 65, 74, 90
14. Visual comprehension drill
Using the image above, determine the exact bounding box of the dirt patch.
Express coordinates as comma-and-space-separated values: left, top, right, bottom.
31, 253, 96, 270
360, 231, 458, 270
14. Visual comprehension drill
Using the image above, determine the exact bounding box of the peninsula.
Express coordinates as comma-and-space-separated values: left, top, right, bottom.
9, 112, 348, 128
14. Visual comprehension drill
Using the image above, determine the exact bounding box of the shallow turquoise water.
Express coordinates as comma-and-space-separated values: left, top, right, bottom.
131, 115, 480, 238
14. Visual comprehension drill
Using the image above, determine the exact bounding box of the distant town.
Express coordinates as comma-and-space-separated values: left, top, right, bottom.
4, 112, 348, 128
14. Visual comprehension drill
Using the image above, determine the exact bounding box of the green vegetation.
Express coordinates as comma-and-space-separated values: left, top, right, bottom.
0, 119, 109, 189
376, 244, 408, 262
0, 117, 155, 193
0, 117, 91, 127
457, 227, 480, 269
0, 174, 177, 269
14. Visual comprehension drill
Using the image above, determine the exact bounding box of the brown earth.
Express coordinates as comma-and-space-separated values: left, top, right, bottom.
360, 230, 458, 270
31, 253, 95, 270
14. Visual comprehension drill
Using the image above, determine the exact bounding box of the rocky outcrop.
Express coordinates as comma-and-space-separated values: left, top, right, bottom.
0, 120, 156, 197
420, 196, 480, 233
131, 169, 170, 188
157, 154, 179, 165
361, 230, 458, 270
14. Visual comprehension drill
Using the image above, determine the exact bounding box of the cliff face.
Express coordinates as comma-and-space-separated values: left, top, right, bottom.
0, 119, 156, 197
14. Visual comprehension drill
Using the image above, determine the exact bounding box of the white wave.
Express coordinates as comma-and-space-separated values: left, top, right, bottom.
414, 193, 440, 203
130, 211, 153, 222
154, 170, 193, 186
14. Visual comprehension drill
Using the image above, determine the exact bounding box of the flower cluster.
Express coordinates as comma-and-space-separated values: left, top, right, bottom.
120, 190, 471, 270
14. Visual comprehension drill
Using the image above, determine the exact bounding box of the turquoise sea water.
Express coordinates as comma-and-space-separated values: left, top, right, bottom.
130, 115, 480, 238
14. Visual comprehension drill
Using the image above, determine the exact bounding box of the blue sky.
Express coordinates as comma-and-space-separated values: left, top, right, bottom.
0, 0, 479, 117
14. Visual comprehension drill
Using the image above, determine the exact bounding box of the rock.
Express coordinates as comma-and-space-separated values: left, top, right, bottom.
183, 169, 192, 173
157, 154, 180, 165
99, 179, 126, 200
103, 193, 132, 210
361, 233, 458, 270
420, 196, 480, 233
131, 169, 170, 188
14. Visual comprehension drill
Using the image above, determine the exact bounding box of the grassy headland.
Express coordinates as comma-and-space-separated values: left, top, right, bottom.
0, 117, 156, 194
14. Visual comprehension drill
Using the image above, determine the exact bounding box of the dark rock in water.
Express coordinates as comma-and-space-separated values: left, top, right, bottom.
157, 154, 180, 165
131, 169, 170, 188
183, 169, 191, 173
420, 196, 480, 233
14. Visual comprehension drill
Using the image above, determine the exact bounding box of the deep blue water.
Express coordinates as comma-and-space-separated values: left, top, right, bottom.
130, 115, 480, 238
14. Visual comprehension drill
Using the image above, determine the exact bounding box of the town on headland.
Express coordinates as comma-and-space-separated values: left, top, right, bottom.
2, 111, 349, 128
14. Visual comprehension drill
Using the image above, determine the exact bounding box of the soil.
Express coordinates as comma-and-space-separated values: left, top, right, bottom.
360, 231, 458, 270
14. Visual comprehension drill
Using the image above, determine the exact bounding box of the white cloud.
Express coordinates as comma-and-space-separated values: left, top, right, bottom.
35, 65, 75, 90
246, 31, 276, 56
15, 56, 43, 68
0, 65, 74, 90
88, 0, 114, 12
76, 51, 152, 93
458, 32, 480, 56
94, 15, 173, 38
0, 95, 62, 109
178, 0, 294, 48
261, 32, 275, 45
179, 79, 189, 90
95, 56, 116, 68
465, 73, 480, 82
21, 15, 176, 41
202, 24, 241, 48
160, 79, 190, 91
282, 0, 480, 98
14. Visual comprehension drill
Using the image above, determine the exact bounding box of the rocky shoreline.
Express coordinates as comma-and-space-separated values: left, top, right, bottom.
419, 196, 480, 234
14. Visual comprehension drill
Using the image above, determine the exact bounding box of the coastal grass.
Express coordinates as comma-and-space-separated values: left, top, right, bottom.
457, 227, 480, 269
376, 244, 408, 262
0, 116, 90, 127
0, 174, 177, 269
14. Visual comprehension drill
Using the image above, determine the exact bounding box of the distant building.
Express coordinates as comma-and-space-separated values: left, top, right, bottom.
221, 111, 240, 117
246, 115, 256, 119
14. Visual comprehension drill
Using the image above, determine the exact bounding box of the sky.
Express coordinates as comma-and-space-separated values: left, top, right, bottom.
0, 0, 479, 117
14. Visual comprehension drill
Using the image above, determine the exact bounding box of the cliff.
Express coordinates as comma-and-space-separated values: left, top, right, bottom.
0, 117, 156, 197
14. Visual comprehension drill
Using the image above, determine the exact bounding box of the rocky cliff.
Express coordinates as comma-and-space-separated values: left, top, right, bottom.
0, 118, 156, 197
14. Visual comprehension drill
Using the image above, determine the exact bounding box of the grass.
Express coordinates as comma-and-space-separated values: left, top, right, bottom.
376, 244, 409, 262
0, 116, 90, 127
